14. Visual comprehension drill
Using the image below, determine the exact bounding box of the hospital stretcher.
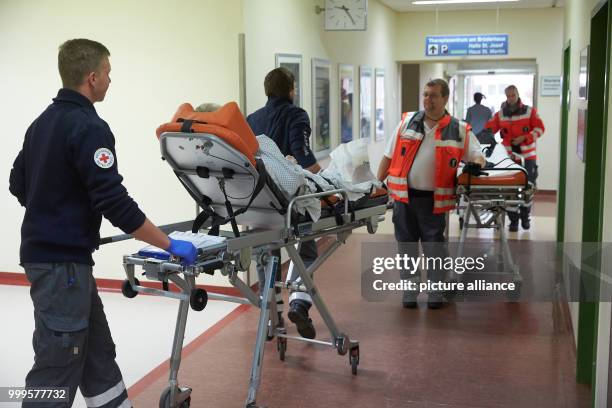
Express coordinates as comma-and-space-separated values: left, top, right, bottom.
105, 103, 388, 408
454, 144, 534, 299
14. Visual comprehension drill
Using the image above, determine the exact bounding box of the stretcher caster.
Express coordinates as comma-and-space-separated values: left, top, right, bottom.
366, 218, 378, 234
159, 386, 191, 408
336, 333, 350, 356
121, 278, 139, 298
189, 288, 208, 311
245, 402, 266, 408
506, 281, 522, 302
349, 344, 360, 375
277, 336, 287, 361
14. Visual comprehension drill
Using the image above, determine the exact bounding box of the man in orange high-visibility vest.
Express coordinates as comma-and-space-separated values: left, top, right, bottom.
485, 85, 545, 232
377, 79, 486, 309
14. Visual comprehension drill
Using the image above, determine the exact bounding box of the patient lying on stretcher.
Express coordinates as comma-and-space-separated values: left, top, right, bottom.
256, 135, 385, 221
157, 101, 386, 222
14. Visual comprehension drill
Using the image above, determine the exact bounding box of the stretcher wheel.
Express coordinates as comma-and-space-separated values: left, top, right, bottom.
506, 281, 522, 302
121, 278, 139, 298
349, 345, 360, 375
277, 336, 287, 361
189, 288, 208, 311
159, 387, 191, 408
336, 334, 350, 356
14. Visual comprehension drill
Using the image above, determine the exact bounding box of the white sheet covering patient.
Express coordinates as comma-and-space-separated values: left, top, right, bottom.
255, 135, 383, 221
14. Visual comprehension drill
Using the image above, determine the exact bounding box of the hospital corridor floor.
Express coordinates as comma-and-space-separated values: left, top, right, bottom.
0, 193, 590, 407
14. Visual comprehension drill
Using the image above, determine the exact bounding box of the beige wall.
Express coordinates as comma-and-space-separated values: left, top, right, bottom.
0, 0, 399, 283
395, 8, 564, 190
243, 0, 400, 182
0, 0, 244, 281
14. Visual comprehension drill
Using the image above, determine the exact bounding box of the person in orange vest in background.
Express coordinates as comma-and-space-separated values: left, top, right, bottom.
484, 85, 545, 232
377, 79, 486, 309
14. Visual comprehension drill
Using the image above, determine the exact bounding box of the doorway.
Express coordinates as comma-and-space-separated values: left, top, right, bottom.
576, 4, 610, 407
463, 73, 535, 118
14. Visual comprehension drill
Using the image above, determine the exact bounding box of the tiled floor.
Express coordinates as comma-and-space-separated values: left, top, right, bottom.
2, 193, 590, 407
130, 232, 590, 408
0, 286, 238, 408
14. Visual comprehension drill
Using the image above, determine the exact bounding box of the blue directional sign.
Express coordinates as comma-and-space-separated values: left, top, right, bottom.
425, 34, 508, 57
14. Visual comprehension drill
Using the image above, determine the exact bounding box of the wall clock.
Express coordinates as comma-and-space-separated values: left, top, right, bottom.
324, 0, 368, 31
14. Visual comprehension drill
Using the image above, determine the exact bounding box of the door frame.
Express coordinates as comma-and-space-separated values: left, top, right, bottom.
576, 3, 611, 404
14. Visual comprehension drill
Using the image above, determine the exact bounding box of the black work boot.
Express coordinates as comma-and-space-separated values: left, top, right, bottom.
508, 212, 519, 232
402, 290, 418, 309
288, 300, 316, 339
520, 207, 531, 230
521, 217, 530, 230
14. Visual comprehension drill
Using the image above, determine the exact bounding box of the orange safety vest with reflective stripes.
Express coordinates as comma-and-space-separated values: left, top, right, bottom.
386, 111, 470, 214
485, 101, 545, 161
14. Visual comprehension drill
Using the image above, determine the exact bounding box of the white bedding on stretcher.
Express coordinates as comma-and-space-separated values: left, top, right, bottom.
255, 135, 382, 221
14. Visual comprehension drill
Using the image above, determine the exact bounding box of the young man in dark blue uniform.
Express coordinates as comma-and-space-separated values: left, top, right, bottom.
9, 39, 197, 408
247, 67, 321, 339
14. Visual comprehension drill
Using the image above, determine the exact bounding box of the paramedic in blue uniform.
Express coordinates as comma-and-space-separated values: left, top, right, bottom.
9, 38, 197, 408
247, 67, 321, 339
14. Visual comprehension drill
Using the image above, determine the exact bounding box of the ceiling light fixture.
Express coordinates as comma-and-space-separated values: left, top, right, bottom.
412, 0, 520, 5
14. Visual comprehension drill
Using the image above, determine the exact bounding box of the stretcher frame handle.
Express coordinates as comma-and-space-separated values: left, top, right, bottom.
286, 189, 349, 230
462, 164, 530, 190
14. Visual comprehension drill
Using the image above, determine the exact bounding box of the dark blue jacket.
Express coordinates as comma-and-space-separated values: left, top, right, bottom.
9, 89, 146, 265
246, 96, 316, 168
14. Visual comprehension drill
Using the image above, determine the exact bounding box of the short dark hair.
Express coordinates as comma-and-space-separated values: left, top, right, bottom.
425, 78, 450, 97
58, 39, 110, 89
264, 67, 295, 98
474, 92, 484, 104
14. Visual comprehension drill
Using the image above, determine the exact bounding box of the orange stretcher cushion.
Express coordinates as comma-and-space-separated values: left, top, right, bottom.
156, 102, 258, 165
457, 171, 527, 186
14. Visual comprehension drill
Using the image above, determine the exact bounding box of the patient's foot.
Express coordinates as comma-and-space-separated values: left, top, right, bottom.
288, 300, 316, 339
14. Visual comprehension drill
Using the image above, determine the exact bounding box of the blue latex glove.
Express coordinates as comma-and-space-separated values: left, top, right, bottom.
166, 238, 198, 265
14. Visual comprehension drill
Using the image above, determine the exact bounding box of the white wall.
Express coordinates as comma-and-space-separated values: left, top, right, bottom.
0, 0, 243, 281
0, 0, 399, 283
243, 0, 400, 178
395, 8, 564, 190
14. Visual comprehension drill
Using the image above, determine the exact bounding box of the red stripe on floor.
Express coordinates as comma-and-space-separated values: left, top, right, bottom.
127, 303, 251, 400
0, 271, 258, 297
